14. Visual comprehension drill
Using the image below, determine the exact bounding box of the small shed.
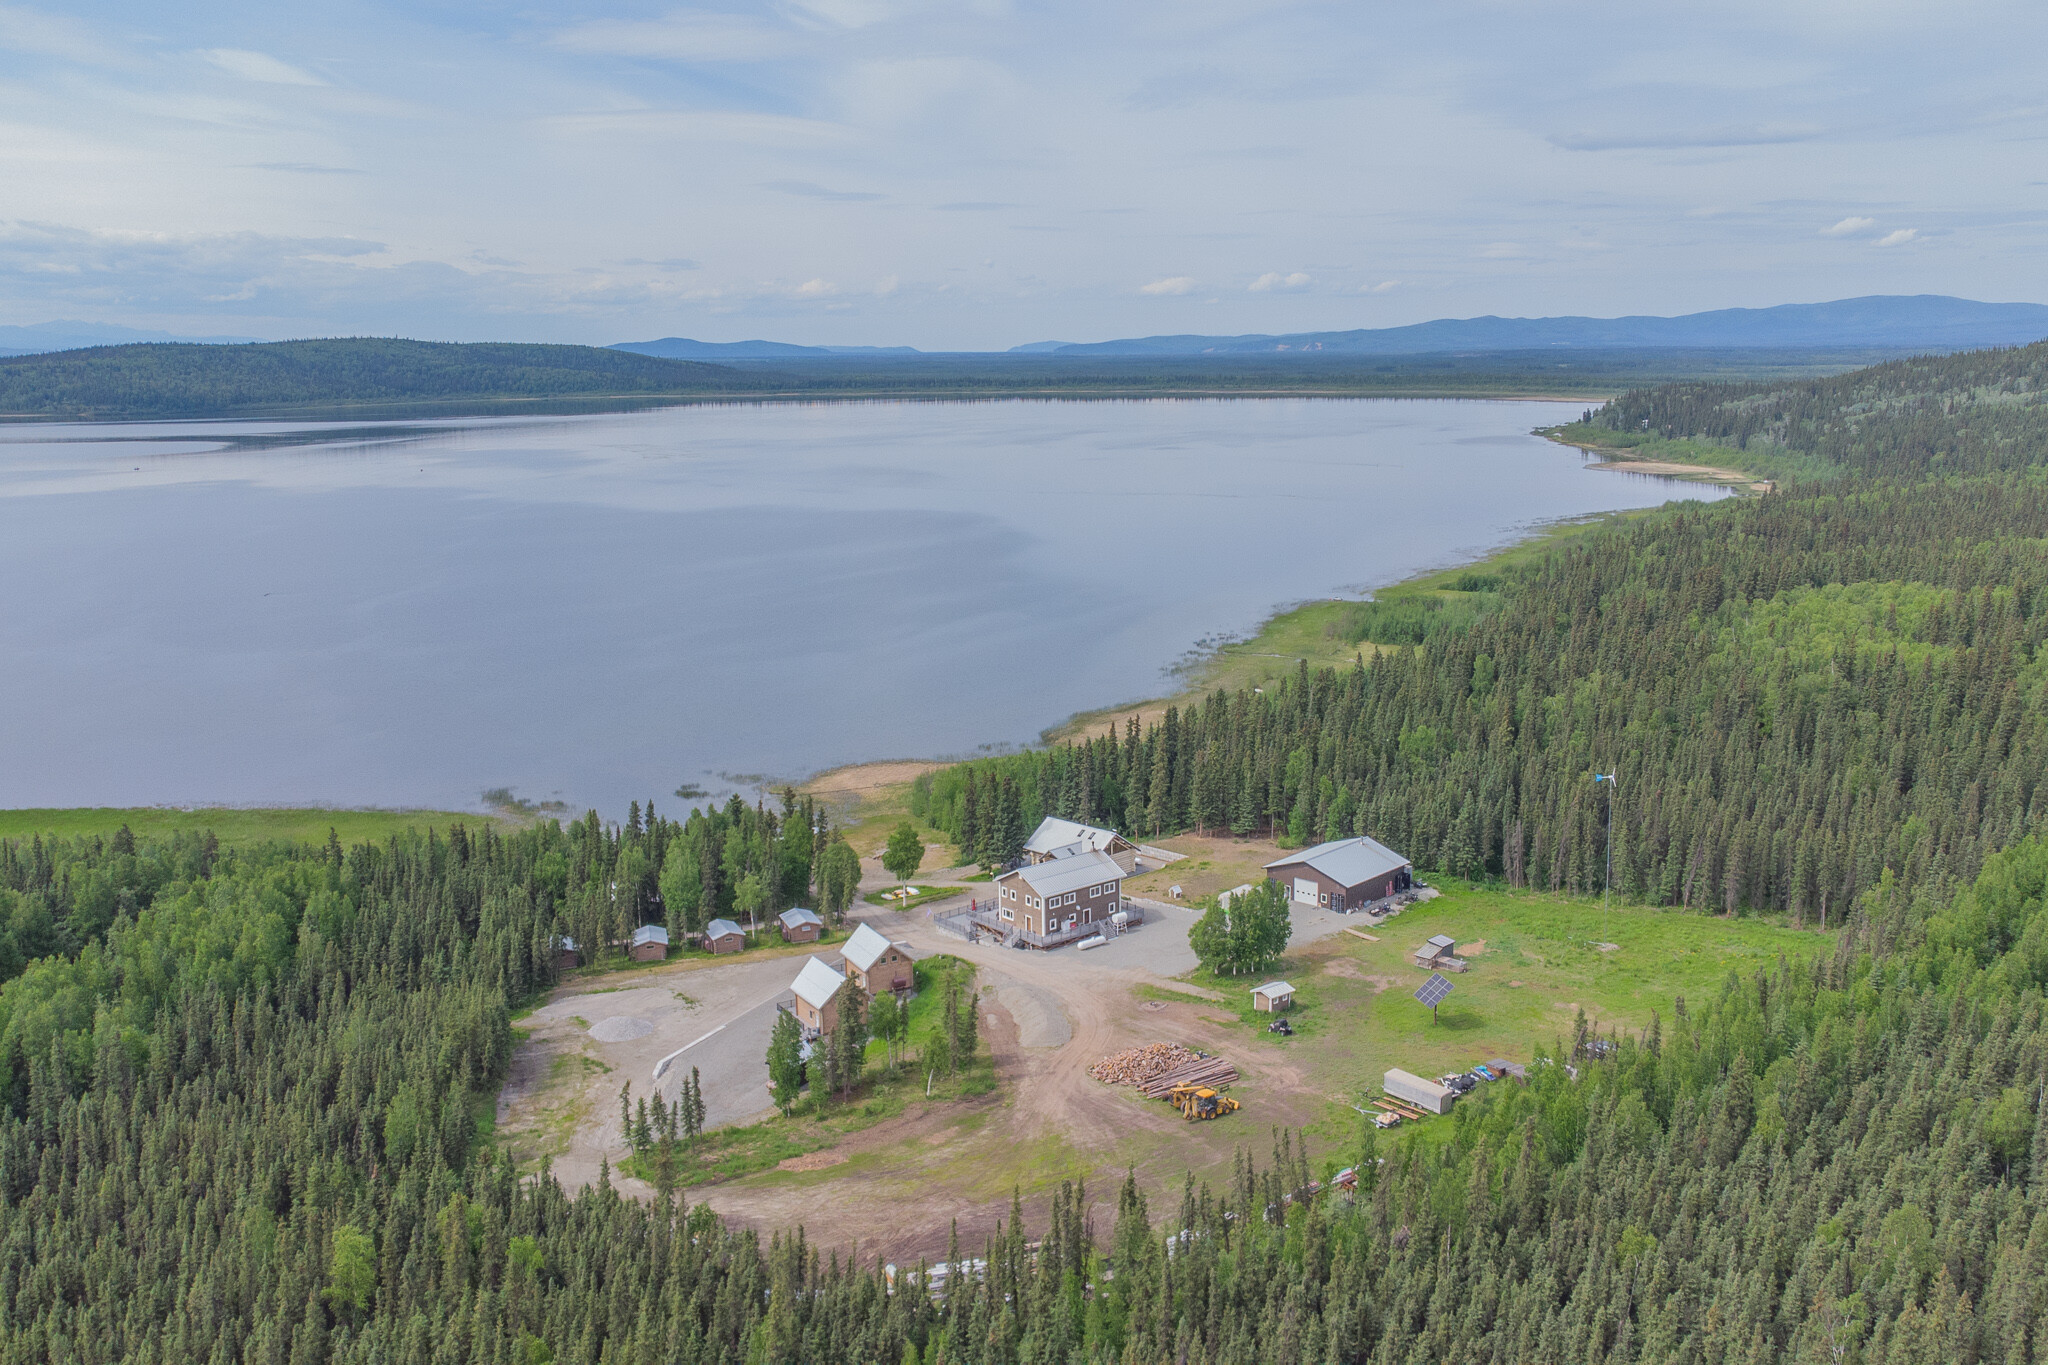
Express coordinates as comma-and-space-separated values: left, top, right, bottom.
1411, 934, 1456, 968
555, 936, 581, 971
1385, 1067, 1456, 1115
778, 907, 824, 944
630, 924, 670, 962
1251, 980, 1296, 1012
703, 918, 746, 955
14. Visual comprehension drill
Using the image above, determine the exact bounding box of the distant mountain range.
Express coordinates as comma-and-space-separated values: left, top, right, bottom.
612, 337, 921, 359
1012, 296, 2048, 357
0, 321, 266, 357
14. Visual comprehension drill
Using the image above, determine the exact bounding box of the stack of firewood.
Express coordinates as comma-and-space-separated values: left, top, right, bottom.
1088, 1042, 1202, 1085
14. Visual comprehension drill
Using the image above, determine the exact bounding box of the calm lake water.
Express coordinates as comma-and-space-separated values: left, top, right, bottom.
0, 398, 1727, 815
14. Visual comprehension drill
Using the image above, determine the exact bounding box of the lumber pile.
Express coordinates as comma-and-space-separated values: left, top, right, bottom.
1089, 1043, 1202, 1086
1137, 1057, 1239, 1099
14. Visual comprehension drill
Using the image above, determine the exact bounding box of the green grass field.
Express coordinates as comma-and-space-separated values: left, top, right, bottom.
0, 806, 501, 847
1209, 879, 1832, 1157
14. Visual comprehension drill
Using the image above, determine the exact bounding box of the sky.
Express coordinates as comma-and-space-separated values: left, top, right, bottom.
2, 0, 2045, 350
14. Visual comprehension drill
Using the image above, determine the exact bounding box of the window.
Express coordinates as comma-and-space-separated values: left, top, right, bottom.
1000, 908, 1013, 921
1321, 893, 1329, 905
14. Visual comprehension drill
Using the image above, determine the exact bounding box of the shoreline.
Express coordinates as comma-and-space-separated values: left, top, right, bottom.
3, 423, 1776, 836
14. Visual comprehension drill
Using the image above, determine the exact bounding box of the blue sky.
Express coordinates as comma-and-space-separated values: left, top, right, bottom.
2, 0, 2044, 349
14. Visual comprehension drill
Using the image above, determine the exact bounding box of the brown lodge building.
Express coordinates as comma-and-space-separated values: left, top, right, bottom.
994, 848, 1124, 943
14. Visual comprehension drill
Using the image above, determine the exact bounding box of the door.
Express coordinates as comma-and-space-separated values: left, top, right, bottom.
1293, 877, 1319, 906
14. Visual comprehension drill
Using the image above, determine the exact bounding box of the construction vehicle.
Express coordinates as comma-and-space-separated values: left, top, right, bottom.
1168, 1082, 1241, 1120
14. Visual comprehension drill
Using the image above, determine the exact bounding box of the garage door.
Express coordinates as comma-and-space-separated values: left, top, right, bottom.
1293, 878, 1319, 905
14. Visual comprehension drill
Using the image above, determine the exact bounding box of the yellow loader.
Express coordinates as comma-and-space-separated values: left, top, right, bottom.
1168, 1083, 1241, 1121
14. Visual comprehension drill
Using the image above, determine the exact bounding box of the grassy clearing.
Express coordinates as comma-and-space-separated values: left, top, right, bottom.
0, 805, 504, 847
863, 886, 968, 912
1213, 879, 1833, 1135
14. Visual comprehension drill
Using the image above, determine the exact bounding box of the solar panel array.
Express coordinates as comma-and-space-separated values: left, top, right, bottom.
1413, 972, 1454, 1008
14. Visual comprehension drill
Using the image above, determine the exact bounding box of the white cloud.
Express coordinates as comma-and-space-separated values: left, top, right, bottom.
873, 275, 899, 295
1364, 280, 1400, 293
1822, 216, 1876, 236
200, 49, 326, 86
1875, 228, 1919, 247
793, 278, 839, 297
552, 13, 794, 63
1249, 271, 1311, 292
1139, 276, 1196, 295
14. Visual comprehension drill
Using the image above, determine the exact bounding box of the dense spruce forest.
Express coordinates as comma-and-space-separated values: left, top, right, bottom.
0, 820, 2044, 1363
0, 339, 745, 417
2, 340, 2047, 1363
1573, 338, 2048, 479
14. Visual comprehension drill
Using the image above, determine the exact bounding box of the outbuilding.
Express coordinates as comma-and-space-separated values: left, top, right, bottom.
1023, 817, 1137, 868
778, 907, 824, 944
555, 936, 581, 971
1412, 934, 1457, 968
1384, 1067, 1456, 1115
1251, 980, 1295, 1012
1264, 836, 1412, 913
789, 955, 846, 1039
629, 924, 670, 962
703, 918, 746, 955
842, 922, 915, 996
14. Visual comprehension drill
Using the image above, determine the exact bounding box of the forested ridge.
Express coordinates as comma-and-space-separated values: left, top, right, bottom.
0, 339, 746, 416
1572, 338, 2048, 478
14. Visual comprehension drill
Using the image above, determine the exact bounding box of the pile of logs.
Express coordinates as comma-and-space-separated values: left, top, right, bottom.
1089, 1043, 1203, 1086
1136, 1057, 1238, 1100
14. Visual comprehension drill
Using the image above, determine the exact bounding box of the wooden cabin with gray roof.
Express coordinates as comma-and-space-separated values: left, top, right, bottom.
993, 848, 1125, 947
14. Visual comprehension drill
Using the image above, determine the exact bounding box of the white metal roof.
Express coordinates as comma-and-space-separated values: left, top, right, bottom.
1426, 934, 1456, 950
1264, 835, 1409, 888
999, 848, 1124, 899
631, 924, 669, 947
1023, 816, 1126, 859
1384, 1067, 1453, 1099
704, 918, 743, 939
779, 907, 823, 929
792, 955, 846, 1010
842, 921, 895, 972
1252, 980, 1295, 997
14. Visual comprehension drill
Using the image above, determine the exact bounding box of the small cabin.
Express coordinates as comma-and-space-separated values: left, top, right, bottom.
630, 924, 670, 962
789, 956, 846, 1039
703, 918, 746, 955
842, 922, 915, 996
1251, 980, 1295, 1012
778, 907, 824, 944
555, 936, 581, 971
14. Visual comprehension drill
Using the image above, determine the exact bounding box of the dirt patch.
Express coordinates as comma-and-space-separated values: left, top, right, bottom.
1594, 941, 1621, 953
1456, 940, 1487, 956
1506, 980, 1525, 988
1364, 974, 1398, 992
777, 1151, 848, 1173
1323, 958, 1367, 980
1141, 1000, 1170, 1012
802, 760, 944, 797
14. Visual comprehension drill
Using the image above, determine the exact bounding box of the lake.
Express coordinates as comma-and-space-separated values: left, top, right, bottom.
0, 398, 1727, 815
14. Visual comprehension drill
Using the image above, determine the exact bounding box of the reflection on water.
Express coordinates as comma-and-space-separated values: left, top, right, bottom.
0, 398, 1728, 814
